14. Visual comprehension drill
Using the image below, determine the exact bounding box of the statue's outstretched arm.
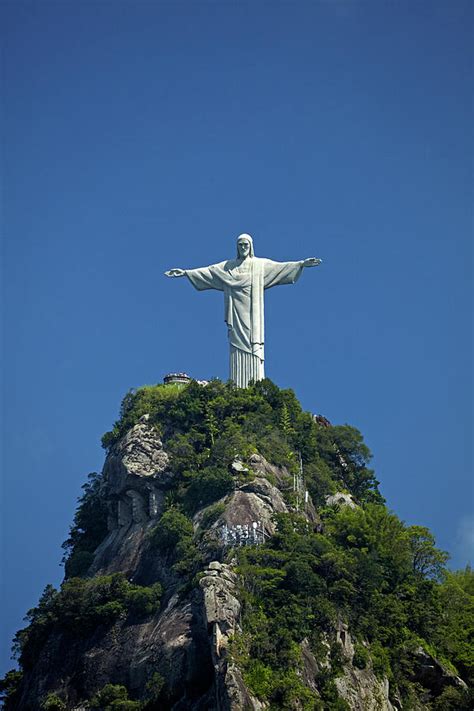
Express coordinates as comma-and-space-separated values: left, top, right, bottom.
166, 264, 224, 292
263, 256, 322, 289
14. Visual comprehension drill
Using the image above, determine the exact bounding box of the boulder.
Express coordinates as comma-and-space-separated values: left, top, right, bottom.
410, 646, 467, 696
103, 418, 170, 496
325, 492, 357, 509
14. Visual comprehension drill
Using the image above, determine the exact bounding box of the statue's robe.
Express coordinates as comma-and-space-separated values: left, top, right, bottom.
185, 257, 304, 387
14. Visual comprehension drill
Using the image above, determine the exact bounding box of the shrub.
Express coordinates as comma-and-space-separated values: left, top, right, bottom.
125, 583, 162, 617
94, 600, 126, 625
371, 641, 392, 678
270, 669, 318, 710
12, 585, 59, 670
150, 508, 202, 577
210, 422, 257, 465
64, 550, 94, 578
144, 671, 165, 702
101, 383, 181, 450
432, 686, 474, 710
200, 502, 226, 529
172, 537, 203, 576
184, 466, 234, 513
243, 659, 274, 698
58, 575, 127, 633
434, 567, 474, 685
90, 683, 141, 709
62, 472, 108, 578
0, 669, 23, 708
315, 669, 351, 711
41, 693, 66, 710
353, 643, 369, 669
150, 508, 193, 550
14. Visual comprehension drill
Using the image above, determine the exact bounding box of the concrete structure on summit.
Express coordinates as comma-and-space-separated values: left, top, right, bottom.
165, 233, 322, 387
163, 372, 192, 385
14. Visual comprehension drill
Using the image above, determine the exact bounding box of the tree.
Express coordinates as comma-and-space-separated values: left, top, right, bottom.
434, 567, 474, 684
279, 404, 294, 439
150, 508, 194, 550
41, 693, 66, 710
205, 405, 219, 445
90, 683, 141, 709
0, 669, 23, 708
407, 526, 449, 580
62, 472, 108, 578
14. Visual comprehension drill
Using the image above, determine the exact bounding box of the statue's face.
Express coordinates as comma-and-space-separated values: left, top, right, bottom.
237, 239, 251, 258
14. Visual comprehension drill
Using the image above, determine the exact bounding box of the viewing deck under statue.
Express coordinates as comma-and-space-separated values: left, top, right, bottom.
165, 233, 322, 387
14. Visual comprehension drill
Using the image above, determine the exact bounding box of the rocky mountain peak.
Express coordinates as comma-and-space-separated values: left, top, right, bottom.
2, 380, 471, 710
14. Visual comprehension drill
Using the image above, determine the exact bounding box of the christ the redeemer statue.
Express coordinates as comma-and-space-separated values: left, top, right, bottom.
165, 234, 321, 388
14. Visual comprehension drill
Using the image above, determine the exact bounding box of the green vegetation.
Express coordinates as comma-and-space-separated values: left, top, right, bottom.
88, 674, 166, 710
61, 471, 108, 578
40, 693, 66, 710
13, 574, 161, 671
244, 661, 319, 710
431, 685, 473, 711
352, 643, 369, 669
3, 378, 472, 709
144, 672, 165, 703
232, 506, 473, 707
434, 567, 474, 684
200, 502, 226, 529
100, 383, 184, 450
149, 507, 202, 575
101, 378, 384, 510
90, 684, 141, 710
0, 670, 22, 708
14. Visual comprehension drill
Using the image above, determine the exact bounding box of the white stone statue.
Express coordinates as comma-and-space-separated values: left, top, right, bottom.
165, 234, 321, 387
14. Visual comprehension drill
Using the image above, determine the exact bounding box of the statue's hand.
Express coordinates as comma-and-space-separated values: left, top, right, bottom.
165, 268, 186, 278
303, 257, 322, 268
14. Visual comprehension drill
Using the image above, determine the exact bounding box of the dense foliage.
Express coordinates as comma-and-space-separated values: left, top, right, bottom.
2, 379, 472, 710
149, 507, 203, 576
233, 509, 473, 708
102, 378, 384, 509
61, 471, 108, 578
89, 684, 142, 710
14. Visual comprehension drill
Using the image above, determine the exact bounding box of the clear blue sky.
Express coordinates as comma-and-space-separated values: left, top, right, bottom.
1, 0, 472, 675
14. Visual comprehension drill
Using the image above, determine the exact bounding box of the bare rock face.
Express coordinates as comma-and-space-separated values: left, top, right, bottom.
103, 415, 170, 495
88, 522, 150, 578
21, 590, 214, 709
102, 416, 172, 536
224, 667, 267, 711
199, 561, 264, 711
300, 639, 322, 696
325, 492, 357, 509
325, 622, 396, 711
335, 668, 395, 711
248, 453, 291, 488
194, 471, 291, 547
200, 561, 241, 638
247, 455, 320, 526
410, 646, 468, 696
223, 477, 288, 537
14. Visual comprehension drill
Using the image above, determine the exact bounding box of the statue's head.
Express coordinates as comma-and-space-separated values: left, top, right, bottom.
236, 233, 254, 258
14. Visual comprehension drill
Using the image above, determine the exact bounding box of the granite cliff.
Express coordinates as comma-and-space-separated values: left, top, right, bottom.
2, 380, 472, 710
